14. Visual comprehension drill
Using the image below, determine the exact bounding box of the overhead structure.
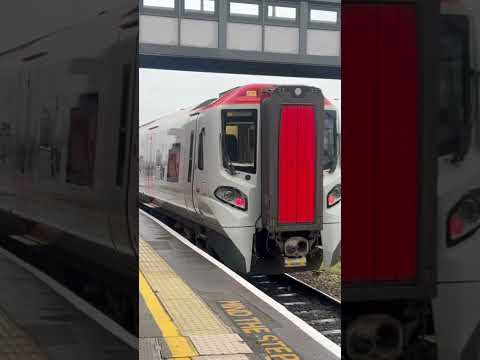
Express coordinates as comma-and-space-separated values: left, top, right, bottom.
139, 0, 341, 78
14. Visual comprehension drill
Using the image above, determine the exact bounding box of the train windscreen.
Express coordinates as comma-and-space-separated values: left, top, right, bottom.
438, 15, 470, 158
324, 110, 338, 171
222, 110, 258, 174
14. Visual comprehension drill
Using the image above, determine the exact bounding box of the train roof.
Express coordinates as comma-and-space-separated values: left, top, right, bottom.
195, 83, 334, 112
141, 83, 337, 129
140, 106, 196, 129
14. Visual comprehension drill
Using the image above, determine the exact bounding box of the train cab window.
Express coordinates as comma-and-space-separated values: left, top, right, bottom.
188, 131, 194, 182
197, 128, 205, 170
66, 93, 98, 187
438, 15, 471, 157
324, 110, 338, 171
222, 110, 257, 174
167, 142, 181, 182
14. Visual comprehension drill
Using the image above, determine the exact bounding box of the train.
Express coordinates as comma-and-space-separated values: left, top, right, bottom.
139, 83, 341, 274
0, 2, 138, 286
342, 1, 480, 359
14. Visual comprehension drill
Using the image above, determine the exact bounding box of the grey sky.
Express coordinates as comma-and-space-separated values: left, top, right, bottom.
140, 68, 341, 125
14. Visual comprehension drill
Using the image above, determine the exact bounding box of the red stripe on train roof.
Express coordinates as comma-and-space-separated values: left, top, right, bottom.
195, 83, 334, 112
197, 84, 276, 111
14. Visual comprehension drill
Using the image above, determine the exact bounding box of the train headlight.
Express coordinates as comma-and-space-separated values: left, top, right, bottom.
327, 184, 341, 208
214, 186, 248, 211
447, 189, 480, 247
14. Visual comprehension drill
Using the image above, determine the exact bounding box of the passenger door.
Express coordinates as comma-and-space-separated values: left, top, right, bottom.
193, 122, 207, 217
184, 115, 197, 212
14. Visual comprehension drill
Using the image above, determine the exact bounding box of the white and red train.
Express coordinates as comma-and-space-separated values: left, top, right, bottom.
0, 4, 138, 279
139, 84, 341, 274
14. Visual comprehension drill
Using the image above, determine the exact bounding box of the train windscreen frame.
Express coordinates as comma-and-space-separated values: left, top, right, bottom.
438, 14, 471, 159
324, 109, 338, 171
221, 109, 258, 174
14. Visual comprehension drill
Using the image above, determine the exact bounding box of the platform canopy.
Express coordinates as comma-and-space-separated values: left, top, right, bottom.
139, 0, 341, 79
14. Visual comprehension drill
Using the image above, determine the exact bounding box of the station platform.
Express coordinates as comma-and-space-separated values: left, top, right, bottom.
139, 209, 340, 360
0, 246, 136, 360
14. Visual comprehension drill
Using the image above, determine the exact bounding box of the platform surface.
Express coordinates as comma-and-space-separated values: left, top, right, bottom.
139, 210, 339, 360
0, 248, 136, 360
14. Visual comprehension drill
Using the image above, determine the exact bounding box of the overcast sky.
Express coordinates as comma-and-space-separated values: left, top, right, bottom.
139, 68, 341, 125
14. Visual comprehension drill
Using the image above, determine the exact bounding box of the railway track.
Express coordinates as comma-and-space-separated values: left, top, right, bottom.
247, 273, 341, 345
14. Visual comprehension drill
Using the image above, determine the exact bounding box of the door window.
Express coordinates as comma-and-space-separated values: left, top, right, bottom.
188, 131, 194, 182
66, 93, 98, 186
167, 142, 181, 182
198, 128, 205, 170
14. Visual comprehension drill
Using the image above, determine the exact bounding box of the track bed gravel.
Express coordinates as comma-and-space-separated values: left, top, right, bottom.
292, 266, 341, 301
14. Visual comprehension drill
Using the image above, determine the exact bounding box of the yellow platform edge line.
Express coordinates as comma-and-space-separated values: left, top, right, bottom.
139, 271, 198, 359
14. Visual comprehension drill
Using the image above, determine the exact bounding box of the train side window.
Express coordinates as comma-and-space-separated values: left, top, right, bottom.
139, 155, 144, 174
167, 142, 181, 182
438, 15, 471, 158
39, 107, 53, 149
198, 128, 205, 170
66, 93, 98, 187
187, 131, 194, 182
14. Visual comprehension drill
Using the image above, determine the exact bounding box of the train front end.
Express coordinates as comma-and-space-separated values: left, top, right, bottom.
255, 85, 327, 273
191, 84, 339, 274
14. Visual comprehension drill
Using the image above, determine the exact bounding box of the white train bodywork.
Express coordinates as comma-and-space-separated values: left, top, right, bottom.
0, 5, 138, 277
432, 1, 480, 358
140, 84, 341, 274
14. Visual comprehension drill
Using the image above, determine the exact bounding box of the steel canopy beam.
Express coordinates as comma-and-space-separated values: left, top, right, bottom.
139, 0, 341, 78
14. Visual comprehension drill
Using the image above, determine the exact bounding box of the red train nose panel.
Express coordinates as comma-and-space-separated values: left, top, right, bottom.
342, 4, 418, 283
278, 105, 316, 224
297, 106, 316, 223
278, 106, 298, 224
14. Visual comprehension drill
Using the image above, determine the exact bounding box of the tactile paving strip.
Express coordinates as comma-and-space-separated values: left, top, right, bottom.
189, 334, 253, 355
0, 307, 48, 360
162, 300, 230, 337
140, 238, 231, 336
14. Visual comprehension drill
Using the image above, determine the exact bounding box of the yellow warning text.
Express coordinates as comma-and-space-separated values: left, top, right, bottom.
219, 300, 301, 360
